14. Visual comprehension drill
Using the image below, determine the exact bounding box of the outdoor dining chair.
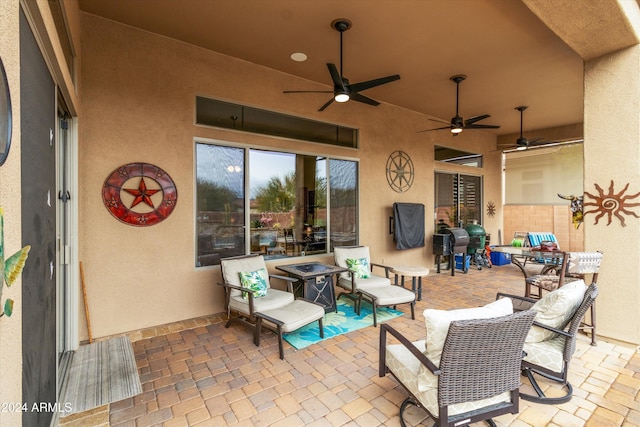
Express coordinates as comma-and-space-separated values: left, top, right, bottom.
525, 251, 602, 345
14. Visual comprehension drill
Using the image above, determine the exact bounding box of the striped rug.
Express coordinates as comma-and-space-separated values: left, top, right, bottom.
61, 336, 141, 415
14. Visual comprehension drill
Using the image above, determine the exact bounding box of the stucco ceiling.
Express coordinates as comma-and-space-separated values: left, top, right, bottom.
77, 0, 584, 142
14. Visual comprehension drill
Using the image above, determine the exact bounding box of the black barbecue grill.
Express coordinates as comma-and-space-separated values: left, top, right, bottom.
433, 227, 470, 275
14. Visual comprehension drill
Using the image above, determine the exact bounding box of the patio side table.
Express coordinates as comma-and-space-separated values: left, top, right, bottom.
390, 265, 429, 301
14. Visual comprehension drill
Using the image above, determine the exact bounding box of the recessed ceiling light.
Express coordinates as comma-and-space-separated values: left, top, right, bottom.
290, 52, 307, 62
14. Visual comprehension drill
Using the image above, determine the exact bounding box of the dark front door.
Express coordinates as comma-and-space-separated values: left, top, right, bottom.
20, 8, 57, 426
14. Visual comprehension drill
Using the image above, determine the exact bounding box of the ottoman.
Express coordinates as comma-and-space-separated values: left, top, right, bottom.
255, 299, 325, 359
357, 285, 416, 327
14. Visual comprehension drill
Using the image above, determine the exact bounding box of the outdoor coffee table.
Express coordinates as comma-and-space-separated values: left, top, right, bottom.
276, 262, 348, 313
390, 265, 429, 301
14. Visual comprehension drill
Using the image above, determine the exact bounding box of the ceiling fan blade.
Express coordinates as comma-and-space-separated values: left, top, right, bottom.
327, 63, 345, 90
348, 74, 400, 93
465, 114, 491, 125
318, 98, 335, 112
429, 117, 450, 125
466, 124, 501, 129
349, 92, 380, 106
417, 125, 452, 133
283, 90, 333, 94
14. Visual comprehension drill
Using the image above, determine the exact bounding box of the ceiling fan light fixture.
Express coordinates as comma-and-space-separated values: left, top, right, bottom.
451, 127, 463, 134
334, 92, 350, 102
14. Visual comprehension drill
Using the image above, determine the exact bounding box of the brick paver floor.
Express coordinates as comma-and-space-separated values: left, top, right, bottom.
60, 261, 640, 426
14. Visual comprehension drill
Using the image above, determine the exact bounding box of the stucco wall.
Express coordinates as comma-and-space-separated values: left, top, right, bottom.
78, 13, 504, 339
0, 0, 22, 424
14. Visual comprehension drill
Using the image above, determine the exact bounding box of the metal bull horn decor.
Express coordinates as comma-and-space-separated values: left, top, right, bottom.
558, 193, 584, 229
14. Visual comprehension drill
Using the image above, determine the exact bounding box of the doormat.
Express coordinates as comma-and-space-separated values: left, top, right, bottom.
283, 299, 403, 350
61, 336, 141, 415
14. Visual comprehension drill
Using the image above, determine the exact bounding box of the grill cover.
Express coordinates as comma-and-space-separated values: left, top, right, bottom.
445, 228, 469, 253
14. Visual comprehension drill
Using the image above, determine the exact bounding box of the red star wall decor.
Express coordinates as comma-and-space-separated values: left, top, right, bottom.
102, 162, 178, 226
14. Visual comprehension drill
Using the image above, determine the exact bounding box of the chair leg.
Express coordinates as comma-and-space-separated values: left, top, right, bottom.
589, 302, 597, 346
276, 325, 285, 360
410, 302, 415, 320
318, 318, 324, 338
372, 302, 378, 327
520, 367, 574, 404
398, 396, 417, 427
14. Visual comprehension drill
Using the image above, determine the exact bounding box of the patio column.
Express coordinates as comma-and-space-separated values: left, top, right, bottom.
523, 0, 640, 344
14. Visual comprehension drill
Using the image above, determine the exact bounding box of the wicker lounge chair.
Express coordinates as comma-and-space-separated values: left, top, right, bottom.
501, 281, 599, 404
380, 309, 536, 427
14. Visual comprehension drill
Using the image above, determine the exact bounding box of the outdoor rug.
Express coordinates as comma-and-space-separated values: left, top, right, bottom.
61, 336, 141, 415
283, 299, 404, 350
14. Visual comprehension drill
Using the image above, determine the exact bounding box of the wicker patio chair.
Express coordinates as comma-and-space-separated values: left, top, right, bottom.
380, 310, 536, 427
500, 281, 599, 404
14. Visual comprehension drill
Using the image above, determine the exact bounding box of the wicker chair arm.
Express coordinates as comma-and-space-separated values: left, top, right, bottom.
379, 323, 440, 378
531, 320, 572, 338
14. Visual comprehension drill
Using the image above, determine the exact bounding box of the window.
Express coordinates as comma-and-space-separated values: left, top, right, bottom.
434, 172, 482, 232
434, 145, 482, 167
196, 142, 358, 266
196, 97, 358, 148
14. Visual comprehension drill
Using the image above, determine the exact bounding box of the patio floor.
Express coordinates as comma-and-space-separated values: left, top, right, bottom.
60, 261, 640, 426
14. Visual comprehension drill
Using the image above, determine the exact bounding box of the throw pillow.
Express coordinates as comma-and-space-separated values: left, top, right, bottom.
346, 257, 371, 279
525, 279, 586, 343
417, 297, 513, 392
238, 268, 269, 299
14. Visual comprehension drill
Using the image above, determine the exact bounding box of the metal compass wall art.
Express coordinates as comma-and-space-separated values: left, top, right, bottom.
386, 150, 414, 193
583, 180, 640, 227
102, 162, 178, 226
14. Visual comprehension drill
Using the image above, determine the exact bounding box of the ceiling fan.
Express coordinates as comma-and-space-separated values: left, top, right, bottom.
505, 106, 548, 150
419, 74, 500, 135
283, 19, 400, 112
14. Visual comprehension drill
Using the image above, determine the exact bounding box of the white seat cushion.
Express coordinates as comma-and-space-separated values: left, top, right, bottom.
526, 279, 586, 343
221, 255, 272, 298
259, 299, 324, 333
337, 273, 390, 291
523, 335, 566, 372
418, 298, 513, 392
363, 285, 415, 305
334, 246, 371, 280
228, 288, 294, 315
386, 340, 510, 418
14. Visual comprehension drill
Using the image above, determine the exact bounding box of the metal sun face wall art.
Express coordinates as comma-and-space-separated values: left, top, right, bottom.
102, 162, 178, 226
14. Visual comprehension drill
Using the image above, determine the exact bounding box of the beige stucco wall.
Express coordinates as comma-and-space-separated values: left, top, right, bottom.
78, 13, 504, 339
584, 44, 640, 343
0, 0, 23, 424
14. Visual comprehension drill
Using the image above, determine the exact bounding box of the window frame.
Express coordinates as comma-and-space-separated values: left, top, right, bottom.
194, 138, 360, 267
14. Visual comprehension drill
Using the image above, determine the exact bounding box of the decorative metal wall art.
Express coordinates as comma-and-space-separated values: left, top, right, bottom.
102, 163, 178, 226
583, 180, 640, 227
386, 150, 414, 193
558, 193, 584, 229
486, 201, 496, 217
0, 207, 31, 317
